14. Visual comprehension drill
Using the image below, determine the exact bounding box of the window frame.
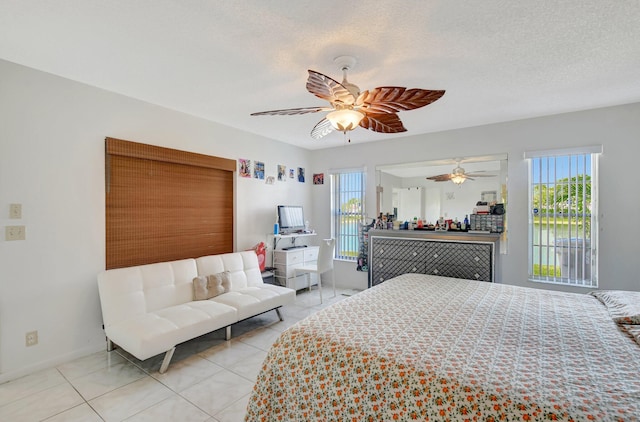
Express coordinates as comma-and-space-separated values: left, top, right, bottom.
330, 168, 366, 261
525, 146, 601, 288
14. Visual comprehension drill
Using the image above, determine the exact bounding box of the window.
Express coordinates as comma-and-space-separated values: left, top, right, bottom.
525, 146, 601, 287
330, 169, 366, 260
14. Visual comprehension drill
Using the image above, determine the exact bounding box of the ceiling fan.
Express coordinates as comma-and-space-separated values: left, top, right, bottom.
426, 160, 495, 185
251, 56, 445, 141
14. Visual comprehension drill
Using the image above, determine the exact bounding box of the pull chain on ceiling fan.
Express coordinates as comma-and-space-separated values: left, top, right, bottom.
251, 56, 445, 140
325, 57, 365, 133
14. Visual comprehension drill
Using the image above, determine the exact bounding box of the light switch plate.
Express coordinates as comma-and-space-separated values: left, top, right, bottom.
6, 225, 26, 241
9, 203, 22, 219
26, 331, 38, 347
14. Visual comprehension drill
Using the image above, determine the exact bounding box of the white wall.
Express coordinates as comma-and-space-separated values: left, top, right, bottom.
311, 102, 640, 295
0, 59, 315, 382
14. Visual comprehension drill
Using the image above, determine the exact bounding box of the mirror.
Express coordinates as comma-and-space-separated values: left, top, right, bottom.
375, 154, 508, 225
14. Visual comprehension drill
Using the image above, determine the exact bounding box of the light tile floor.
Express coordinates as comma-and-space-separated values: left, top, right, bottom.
0, 288, 351, 422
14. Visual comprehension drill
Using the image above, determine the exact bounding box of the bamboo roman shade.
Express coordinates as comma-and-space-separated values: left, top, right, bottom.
105, 137, 235, 269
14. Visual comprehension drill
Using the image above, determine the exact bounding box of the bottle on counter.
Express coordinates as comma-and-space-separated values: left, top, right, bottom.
464, 214, 470, 230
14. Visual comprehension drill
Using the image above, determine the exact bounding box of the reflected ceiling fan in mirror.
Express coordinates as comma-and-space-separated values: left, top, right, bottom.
426, 160, 495, 185
251, 56, 445, 141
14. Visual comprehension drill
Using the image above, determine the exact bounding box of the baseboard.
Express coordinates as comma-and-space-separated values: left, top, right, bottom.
0, 343, 105, 385
341, 289, 363, 297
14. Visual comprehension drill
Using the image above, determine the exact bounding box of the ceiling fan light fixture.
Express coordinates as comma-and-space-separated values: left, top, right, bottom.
326, 109, 365, 132
451, 174, 466, 185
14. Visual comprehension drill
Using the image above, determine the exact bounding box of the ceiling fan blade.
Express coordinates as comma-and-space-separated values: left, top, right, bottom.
357, 87, 445, 114
310, 118, 334, 140
251, 106, 332, 116
426, 174, 453, 182
466, 173, 495, 178
359, 112, 406, 133
306, 70, 357, 105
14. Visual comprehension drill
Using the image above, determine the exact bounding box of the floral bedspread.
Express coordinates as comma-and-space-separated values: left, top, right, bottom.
246, 274, 640, 421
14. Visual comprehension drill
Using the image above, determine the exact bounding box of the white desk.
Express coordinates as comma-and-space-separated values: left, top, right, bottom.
273, 245, 319, 290
268, 232, 319, 290
270, 232, 316, 250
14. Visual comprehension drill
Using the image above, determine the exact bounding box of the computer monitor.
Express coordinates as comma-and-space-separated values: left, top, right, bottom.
277, 205, 305, 234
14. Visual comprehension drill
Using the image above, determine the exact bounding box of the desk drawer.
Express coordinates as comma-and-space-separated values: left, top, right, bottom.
304, 248, 318, 261
273, 250, 304, 265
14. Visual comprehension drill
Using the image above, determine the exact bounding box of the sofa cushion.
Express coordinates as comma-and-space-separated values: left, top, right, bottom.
140, 259, 198, 313
196, 251, 264, 292
211, 292, 263, 321
257, 283, 297, 303
193, 272, 231, 300
212, 285, 295, 320
98, 258, 199, 326
104, 300, 237, 360
240, 252, 265, 287
193, 276, 208, 300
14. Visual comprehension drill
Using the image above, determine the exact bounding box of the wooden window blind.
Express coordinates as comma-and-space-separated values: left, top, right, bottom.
105, 137, 235, 269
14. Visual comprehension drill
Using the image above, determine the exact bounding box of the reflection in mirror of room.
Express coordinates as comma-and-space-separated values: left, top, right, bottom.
377, 155, 507, 225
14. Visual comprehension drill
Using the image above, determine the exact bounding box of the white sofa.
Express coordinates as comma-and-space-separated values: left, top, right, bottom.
97, 251, 295, 373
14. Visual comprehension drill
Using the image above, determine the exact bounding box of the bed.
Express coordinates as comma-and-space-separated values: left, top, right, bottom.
246, 274, 640, 421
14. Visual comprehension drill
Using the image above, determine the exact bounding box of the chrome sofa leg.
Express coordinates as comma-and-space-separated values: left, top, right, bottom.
159, 347, 176, 374
106, 338, 115, 352
225, 326, 231, 341
275, 307, 283, 321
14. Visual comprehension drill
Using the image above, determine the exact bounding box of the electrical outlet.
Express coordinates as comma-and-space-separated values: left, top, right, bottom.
26, 331, 38, 347
5, 225, 26, 241
9, 203, 22, 219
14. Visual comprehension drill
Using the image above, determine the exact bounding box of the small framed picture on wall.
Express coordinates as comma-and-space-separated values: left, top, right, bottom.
278, 165, 287, 181
238, 158, 251, 178
254, 161, 265, 179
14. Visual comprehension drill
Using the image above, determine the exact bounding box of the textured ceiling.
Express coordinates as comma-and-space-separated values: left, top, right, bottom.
1, 1, 639, 150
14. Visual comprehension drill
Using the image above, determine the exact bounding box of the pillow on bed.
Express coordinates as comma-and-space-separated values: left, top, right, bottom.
589, 290, 640, 324
621, 324, 640, 346
193, 272, 231, 300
